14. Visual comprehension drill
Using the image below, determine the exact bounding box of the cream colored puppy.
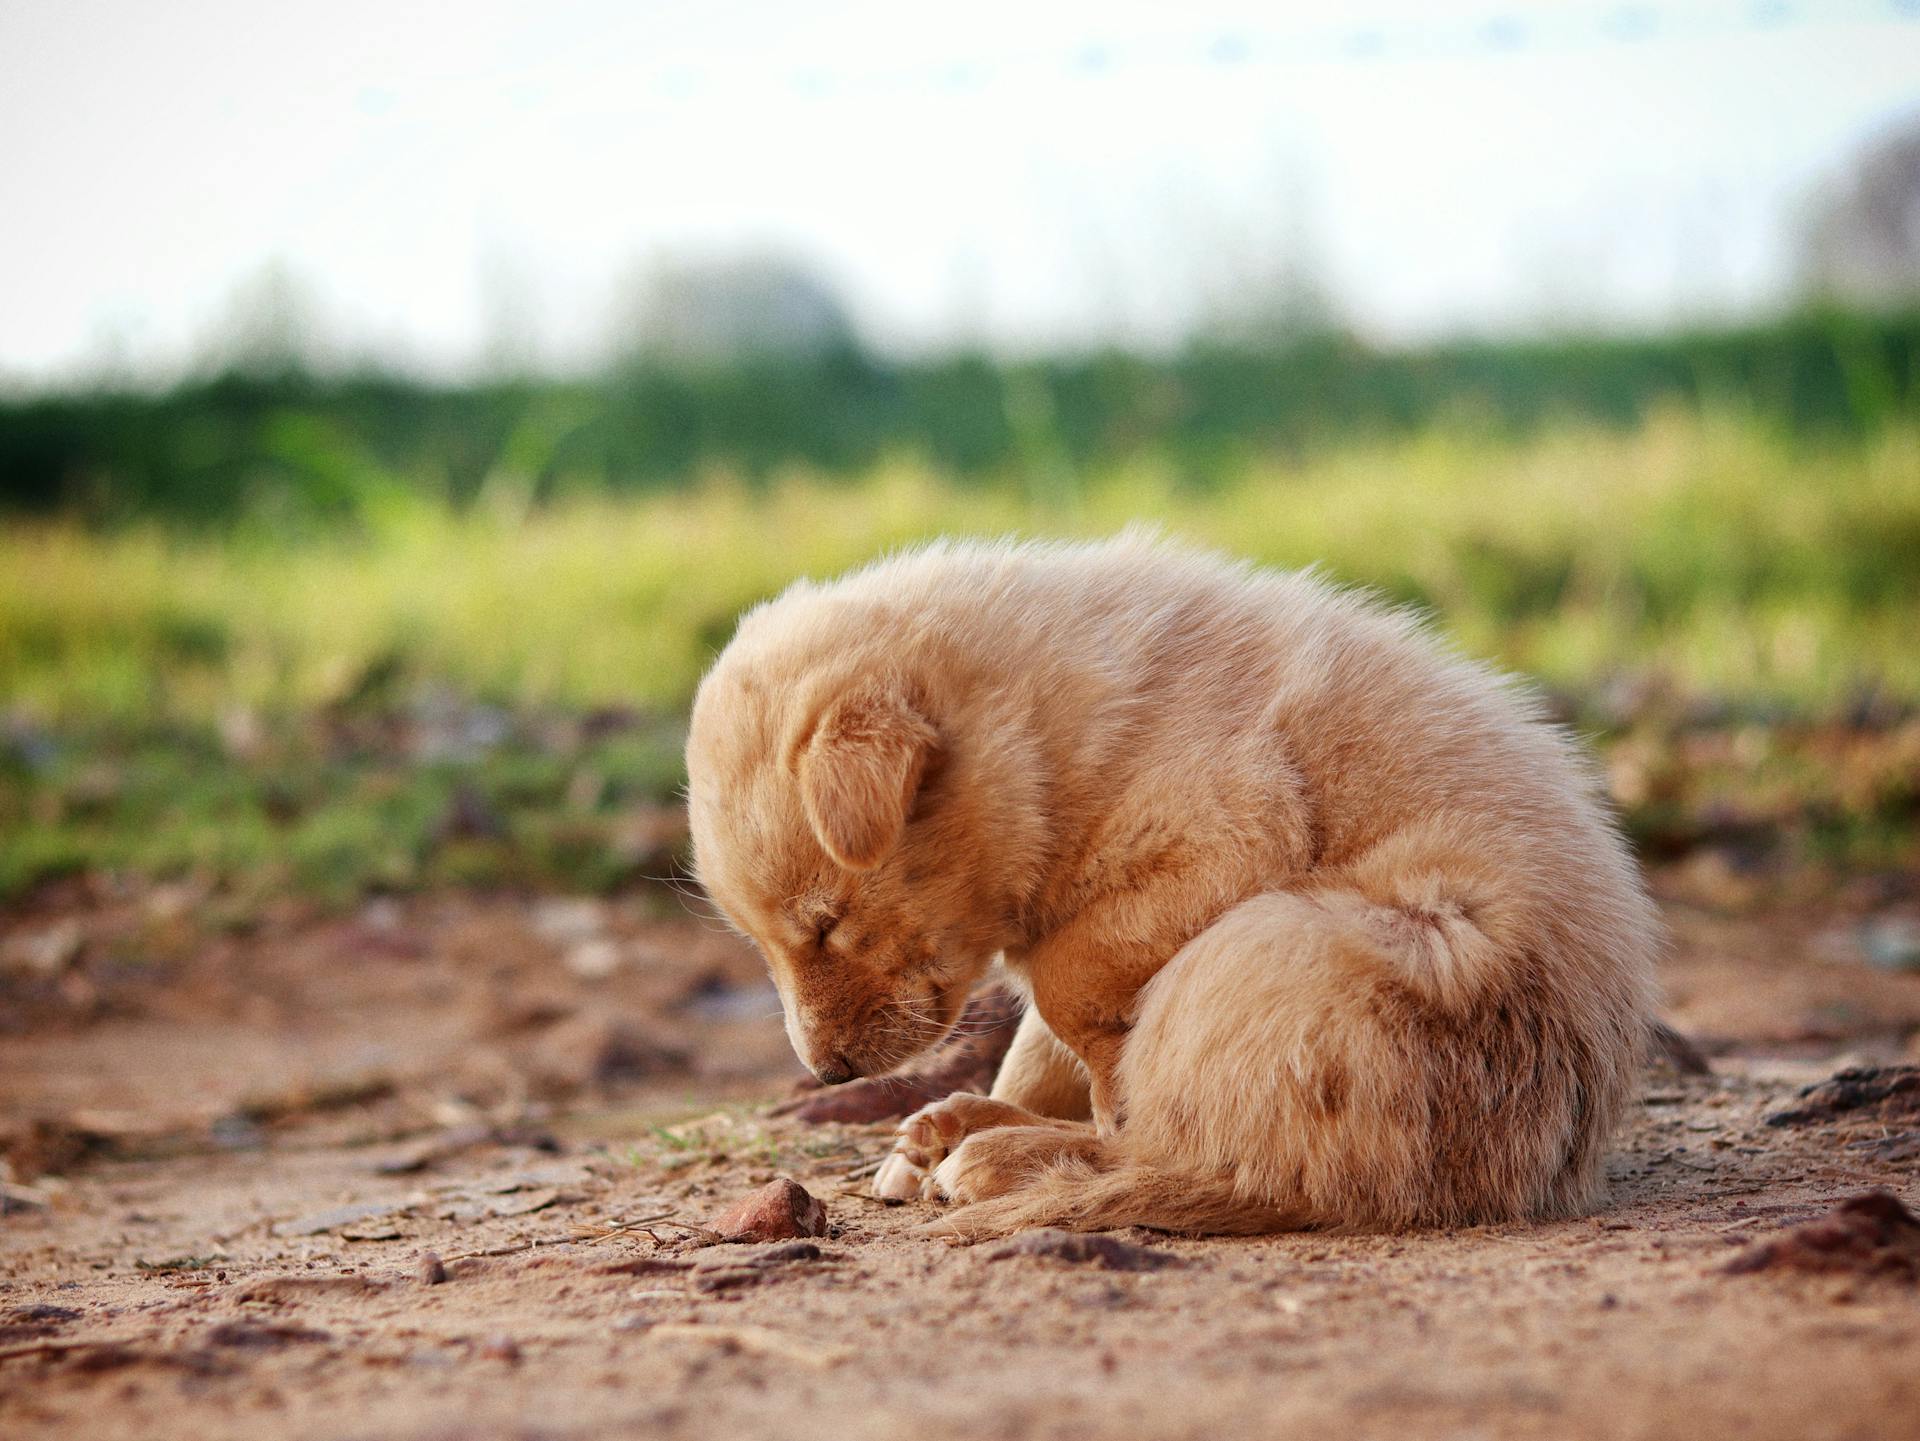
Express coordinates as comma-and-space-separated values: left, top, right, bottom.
686, 536, 1657, 1236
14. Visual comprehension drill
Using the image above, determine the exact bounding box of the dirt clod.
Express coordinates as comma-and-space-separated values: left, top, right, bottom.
689, 1240, 831, 1293
1766, 1066, 1920, 1127
7, 1305, 82, 1329
237, 1275, 386, 1302
64, 1343, 227, 1376
595, 1256, 694, 1277
707, 1178, 828, 1242
205, 1321, 334, 1350
1723, 1191, 1920, 1282
983, 1229, 1181, 1271
1, 1118, 98, 1183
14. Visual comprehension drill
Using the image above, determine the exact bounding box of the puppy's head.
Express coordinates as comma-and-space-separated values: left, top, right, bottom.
687, 644, 1022, 1085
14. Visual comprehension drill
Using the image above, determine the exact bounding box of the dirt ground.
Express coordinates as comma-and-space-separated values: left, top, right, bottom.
4, 863, 1920, 1441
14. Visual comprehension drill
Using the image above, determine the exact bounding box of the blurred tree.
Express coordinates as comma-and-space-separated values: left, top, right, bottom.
1184, 169, 1344, 347
611, 253, 861, 364
477, 246, 545, 380
197, 258, 331, 378
1800, 120, 1920, 308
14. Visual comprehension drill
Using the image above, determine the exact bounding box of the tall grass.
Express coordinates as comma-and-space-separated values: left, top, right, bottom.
2, 407, 1916, 725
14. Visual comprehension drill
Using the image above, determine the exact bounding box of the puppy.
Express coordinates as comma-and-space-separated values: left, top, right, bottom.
685, 536, 1657, 1236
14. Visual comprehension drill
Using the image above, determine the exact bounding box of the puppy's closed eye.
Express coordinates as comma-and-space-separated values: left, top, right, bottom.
789, 901, 841, 953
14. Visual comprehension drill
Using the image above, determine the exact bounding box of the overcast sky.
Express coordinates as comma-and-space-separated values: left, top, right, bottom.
3, 0, 1918, 382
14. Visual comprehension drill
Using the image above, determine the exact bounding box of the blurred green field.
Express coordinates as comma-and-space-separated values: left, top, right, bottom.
3, 407, 1917, 900
4, 407, 1917, 719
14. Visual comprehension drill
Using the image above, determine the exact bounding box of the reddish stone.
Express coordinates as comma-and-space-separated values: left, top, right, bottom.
708, 1178, 828, 1242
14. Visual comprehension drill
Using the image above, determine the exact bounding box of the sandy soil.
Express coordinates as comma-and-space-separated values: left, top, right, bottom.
4, 867, 1920, 1441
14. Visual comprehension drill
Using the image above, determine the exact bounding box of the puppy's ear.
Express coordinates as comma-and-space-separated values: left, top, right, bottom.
791, 677, 937, 871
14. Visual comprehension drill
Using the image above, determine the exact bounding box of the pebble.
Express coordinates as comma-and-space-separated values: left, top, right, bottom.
707, 1178, 828, 1242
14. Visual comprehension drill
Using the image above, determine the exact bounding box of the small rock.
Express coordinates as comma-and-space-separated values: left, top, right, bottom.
478, 1334, 522, 1364
983, 1229, 1180, 1271
1724, 1191, 1920, 1283
418, 1252, 448, 1285
1, 920, 84, 978
707, 1178, 828, 1242
1859, 917, 1920, 974
530, 897, 607, 945
564, 939, 625, 981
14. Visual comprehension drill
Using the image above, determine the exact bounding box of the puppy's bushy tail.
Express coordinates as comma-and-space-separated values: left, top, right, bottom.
925, 1157, 1312, 1241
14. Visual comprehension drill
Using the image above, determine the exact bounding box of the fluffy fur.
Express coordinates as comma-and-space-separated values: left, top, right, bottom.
685, 535, 1658, 1237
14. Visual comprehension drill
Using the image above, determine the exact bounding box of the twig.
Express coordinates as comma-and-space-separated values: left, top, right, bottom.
569, 1212, 676, 1245
832, 1187, 898, 1206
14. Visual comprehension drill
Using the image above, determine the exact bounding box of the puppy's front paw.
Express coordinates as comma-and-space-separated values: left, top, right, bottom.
875, 1092, 1037, 1203
929, 1125, 1092, 1205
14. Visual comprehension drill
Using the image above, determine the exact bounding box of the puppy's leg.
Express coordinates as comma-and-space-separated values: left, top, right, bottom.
989, 1005, 1093, 1120
1026, 938, 1174, 1136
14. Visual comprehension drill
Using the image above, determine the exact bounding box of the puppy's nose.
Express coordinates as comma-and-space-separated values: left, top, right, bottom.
813, 1053, 859, 1086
